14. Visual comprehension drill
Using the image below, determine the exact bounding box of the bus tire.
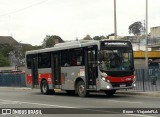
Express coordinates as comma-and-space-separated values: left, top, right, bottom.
77, 81, 89, 97
40, 80, 52, 95
104, 90, 116, 97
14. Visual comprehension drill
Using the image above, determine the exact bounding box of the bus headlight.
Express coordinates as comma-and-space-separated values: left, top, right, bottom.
133, 83, 136, 87
102, 77, 106, 81
106, 85, 110, 89
101, 72, 110, 83
101, 77, 110, 83
106, 79, 110, 83
100, 72, 108, 77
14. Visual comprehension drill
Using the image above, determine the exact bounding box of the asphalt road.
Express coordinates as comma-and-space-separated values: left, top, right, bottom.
0, 87, 159, 117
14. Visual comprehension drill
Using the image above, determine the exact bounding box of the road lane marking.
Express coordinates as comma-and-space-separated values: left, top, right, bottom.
107, 100, 142, 104
0, 87, 32, 90
0, 99, 76, 108
0, 101, 20, 105
14, 88, 32, 90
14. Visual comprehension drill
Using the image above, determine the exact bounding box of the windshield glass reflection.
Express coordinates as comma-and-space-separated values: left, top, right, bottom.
100, 49, 134, 71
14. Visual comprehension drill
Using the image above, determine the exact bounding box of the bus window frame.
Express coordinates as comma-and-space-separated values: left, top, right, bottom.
26, 54, 32, 69
61, 48, 85, 67
38, 52, 51, 68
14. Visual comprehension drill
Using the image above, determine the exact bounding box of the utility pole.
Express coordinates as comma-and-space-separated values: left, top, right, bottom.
114, 0, 117, 39
145, 0, 148, 69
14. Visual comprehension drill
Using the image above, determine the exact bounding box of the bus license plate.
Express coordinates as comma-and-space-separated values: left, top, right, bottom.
120, 84, 126, 87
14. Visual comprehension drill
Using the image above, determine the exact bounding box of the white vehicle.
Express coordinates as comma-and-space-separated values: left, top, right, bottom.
25, 40, 135, 97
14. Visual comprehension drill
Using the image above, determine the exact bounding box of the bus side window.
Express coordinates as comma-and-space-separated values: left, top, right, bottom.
61, 50, 70, 67
71, 57, 77, 66
70, 48, 84, 66
77, 56, 83, 66
26, 55, 31, 69
38, 52, 51, 68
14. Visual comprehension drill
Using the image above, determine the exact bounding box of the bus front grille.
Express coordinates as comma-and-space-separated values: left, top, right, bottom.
111, 82, 133, 88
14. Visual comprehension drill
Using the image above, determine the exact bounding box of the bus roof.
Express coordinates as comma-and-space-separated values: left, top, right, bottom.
26, 40, 99, 55
26, 40, 131, 55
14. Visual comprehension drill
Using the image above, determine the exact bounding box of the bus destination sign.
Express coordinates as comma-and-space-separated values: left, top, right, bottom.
104, 42, 128, 46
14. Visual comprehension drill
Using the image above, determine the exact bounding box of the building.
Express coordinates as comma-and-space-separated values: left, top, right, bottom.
150, 26, 160, 37
148, 26, 160, 51
108, 35, 124, 40
0, 36, 19, 66
0, 36, 18, 45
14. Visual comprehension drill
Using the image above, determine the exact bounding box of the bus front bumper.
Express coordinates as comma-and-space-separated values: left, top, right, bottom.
96, 78, 136, 91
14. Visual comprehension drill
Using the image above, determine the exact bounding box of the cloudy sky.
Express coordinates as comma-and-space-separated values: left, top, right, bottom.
0, 0, 159, 45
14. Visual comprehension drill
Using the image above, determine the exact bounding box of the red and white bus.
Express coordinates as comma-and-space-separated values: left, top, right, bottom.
25, 40, 136, 97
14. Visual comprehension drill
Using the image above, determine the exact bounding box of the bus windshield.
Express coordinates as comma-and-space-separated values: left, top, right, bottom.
99, 49, 134, 71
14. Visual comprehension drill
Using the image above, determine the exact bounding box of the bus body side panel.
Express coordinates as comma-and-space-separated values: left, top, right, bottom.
38, 68, 53, 89
25, 56, 32, 88
26, 71, 32, 88
61, 66, 85, 90
26, 68, 54, 89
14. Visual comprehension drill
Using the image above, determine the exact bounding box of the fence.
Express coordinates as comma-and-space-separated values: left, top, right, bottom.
131, 67, 160, 92
0, 73, 26, 87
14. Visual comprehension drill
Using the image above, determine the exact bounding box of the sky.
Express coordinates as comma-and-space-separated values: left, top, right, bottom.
0, 0, 160, 45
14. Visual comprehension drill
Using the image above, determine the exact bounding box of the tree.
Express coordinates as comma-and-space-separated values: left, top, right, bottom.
129, 21, 144, 36
83, 35, 92, 40
20, 44, 43, 59
0, 52, 10, 67
42, 35, 64, 48
93, 36, 105, 40
0, 44, 15, 57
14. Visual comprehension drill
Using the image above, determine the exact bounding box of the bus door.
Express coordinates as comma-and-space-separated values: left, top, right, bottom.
31, 54, 38, 88
85, 46, 98, 88
51, 52, 61, 88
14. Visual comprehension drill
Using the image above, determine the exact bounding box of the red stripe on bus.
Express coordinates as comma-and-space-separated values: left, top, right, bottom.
26, 74, 32, 85
107, 75, 134, 83
26, 73, 53, 85
38, 73, 52, 84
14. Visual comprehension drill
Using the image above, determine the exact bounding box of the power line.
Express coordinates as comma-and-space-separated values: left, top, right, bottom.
0, 0, 49, 17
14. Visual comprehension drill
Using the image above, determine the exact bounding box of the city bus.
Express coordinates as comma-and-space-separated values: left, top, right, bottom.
25, 40, 136, 97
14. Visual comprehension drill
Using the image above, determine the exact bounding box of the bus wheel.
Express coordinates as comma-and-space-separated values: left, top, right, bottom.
41, 80, 50, 95
104, 90, 116, 97
77, 81, 88, 97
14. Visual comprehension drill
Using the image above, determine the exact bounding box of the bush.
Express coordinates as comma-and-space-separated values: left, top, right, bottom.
0, 52, 10, 67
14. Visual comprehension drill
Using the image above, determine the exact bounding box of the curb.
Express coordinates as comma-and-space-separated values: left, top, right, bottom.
117, 91, 160, 97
